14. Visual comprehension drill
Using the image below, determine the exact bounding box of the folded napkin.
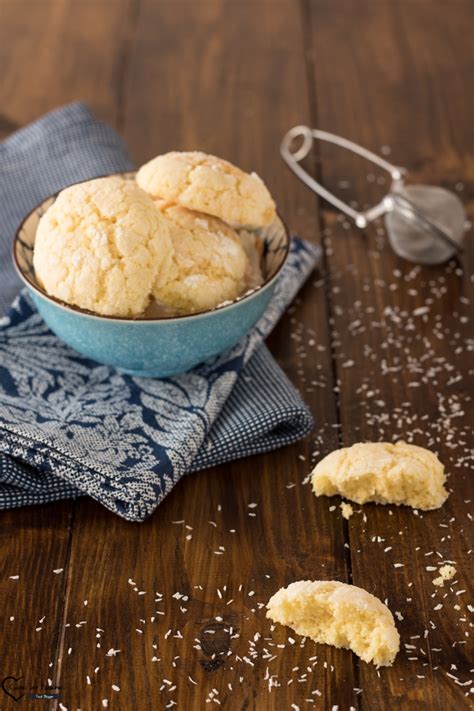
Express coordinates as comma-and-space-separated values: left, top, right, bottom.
0, 102, 319, 521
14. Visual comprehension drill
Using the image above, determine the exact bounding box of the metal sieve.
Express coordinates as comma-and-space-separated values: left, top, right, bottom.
281, 125, 466, 265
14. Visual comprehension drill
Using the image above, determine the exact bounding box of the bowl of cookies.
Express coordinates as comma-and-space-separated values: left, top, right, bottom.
13, 152, 289, 377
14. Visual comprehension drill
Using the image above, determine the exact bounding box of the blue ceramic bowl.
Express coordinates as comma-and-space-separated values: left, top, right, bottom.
13, 176, 290, 377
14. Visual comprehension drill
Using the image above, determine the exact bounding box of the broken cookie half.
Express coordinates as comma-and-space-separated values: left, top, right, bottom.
267, 580, 400, 667
311, 441, 449, 510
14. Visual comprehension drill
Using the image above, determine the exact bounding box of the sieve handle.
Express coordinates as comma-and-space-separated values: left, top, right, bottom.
280, 125, 405, 228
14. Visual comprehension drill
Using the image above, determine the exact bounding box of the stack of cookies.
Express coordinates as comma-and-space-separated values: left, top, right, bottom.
33, 151, 276, 318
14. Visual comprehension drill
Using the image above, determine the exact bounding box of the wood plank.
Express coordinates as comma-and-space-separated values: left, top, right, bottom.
0, 503, 73, 704
56, 0, 357, 709
305, 0, 474, 708
0, 1, 132, 707
0, 0, 136, 133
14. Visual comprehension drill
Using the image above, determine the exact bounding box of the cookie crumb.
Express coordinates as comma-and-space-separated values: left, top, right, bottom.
340, 501, 354, 519
433, 564, 457, 587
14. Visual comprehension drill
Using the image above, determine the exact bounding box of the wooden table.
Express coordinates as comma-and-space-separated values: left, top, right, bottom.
1, 1, 472, 709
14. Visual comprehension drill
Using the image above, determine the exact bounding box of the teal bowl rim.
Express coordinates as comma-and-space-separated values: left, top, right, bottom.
12, 174, 290, 325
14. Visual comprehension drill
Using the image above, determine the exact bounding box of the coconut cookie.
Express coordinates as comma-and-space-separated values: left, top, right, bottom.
34, 177, 172, 318
153, 201, 249, 314
137, 151, 276, 227
311, 441, 448, 511
267, 580, 400, 667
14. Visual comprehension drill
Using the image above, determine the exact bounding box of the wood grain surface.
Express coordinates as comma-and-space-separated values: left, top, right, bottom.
0, 1, 472, 709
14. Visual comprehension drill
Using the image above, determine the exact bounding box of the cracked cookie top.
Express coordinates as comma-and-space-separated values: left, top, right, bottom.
137, 151, 276, 228
33, 176, 172, 317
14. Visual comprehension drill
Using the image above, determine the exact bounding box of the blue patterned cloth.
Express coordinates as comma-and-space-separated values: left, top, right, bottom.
0, 102, 319, 521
